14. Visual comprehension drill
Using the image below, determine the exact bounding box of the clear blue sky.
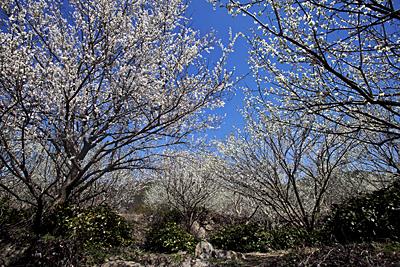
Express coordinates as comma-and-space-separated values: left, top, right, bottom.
186, 1, 256, 140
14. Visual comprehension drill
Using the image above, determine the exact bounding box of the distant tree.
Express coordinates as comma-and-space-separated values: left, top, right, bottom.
145, 152, 221, 229
216, 114, 358, 231
0, 0, 232, 232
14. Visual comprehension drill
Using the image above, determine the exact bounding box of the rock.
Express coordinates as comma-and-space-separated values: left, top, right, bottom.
214, 249, 226, 259
194, 241, 215, 259
190, 221, 206, 239
237, 252, 246, 260
214, 249, 242, 260
179, 258, 192, 267
179, 258, 209, 267
101, 260, 144, 267
204, 223, 214, 232
192, 259, 210, 267
225, 250, 237, 260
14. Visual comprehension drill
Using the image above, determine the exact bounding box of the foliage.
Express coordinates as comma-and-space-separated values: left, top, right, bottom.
145, 222, 197, 253
0, 197, 32, 243
210, 223, 329, 252
48, 205, 132, 248
329, 181, 400, 243
211, 224, 275, 252
0, 197, 26, 228
270, 227, 321, 249
148, 207, 184, 228
9, 237, 82, 267
210, 223, 271, 252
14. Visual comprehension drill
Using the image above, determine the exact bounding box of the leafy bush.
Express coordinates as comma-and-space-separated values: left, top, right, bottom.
0, 197, 31, 242
145, 222, 197, 253
210, 223, 271, 252
48, 205, 132, 248
46, 205, 79, 235
151, 208, 184, 226
0, 197, 27, 227
210, 223, 327, 252
10, 237, 82, 267
269, 227, 304, 249
330, 181, 400, 243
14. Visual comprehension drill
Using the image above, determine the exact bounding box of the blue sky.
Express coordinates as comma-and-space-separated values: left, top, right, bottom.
186, 1, 256, 140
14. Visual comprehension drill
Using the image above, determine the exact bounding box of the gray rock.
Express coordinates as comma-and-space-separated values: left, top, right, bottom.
237, 252, 246, 260
214, 249, 244, 260
225, 250, 237, 260
101, 260, 144, 267
179, 258, 192, 267
214, 249, 226, 259
192, 259, 210, 267
204, 223, 214, 232
179, 258, 209, 267
194, 241, 214, 259
190, 221, 206, 239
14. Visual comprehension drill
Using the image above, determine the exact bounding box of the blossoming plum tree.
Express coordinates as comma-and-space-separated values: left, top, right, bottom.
145, 152, 221, 229
0, 0, 232, 232
216, 114, 358, 230
210, 0, 399, 230
212, 0, 400, 174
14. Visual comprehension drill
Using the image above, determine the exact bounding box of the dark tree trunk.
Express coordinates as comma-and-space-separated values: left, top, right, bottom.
32, 198, 44, 235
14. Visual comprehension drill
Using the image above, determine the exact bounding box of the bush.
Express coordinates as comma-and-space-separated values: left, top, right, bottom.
151, 208, 184, 226
145, 222, 197, 253
210, 223, 328, 252
210, 223, 271, 252
10, 237, 82, 267
0, 197, 31, 242
46, 205, 79, 235
270, 227, 313, 249
329, 181, 400, 243
0, 197, 27, 227
48, 205, 132, 248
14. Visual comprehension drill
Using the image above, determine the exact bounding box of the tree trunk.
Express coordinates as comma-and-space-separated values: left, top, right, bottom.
32, 198, 44, 235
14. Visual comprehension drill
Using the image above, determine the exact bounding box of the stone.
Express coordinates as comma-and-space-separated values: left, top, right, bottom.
204, 223, 214, 232
214, 249, 242, 261
179, 258, 192, 267
179, 258, 209, 267
192, 259, 209, 267
194, 241, 215, 259
190, 221, 206, 239
225, 250, 237, 260
101, 260, 144, 267
237, 252, 246, 260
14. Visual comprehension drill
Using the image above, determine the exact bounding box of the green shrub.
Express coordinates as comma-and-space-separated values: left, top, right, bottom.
48, 205, 132, 248
10, 237, 82, 267
47, 205, 80, 235
0, 197, 27, 227
0, 197, 31, 242
210, 223, 328, 252
145, 222, 197, 253
153, 208, 184, 226
269, 227, 309, 249
330, 181, 400, 243
210, 223, 271, 252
